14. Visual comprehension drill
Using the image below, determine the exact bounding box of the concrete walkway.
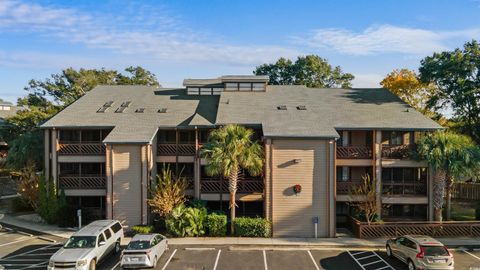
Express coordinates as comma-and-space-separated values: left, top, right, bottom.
1, 213, 479, 248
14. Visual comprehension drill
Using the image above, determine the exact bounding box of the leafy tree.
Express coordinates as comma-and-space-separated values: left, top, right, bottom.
419, 40, 480, 144
15, 162, 40, 209
37, 176, 59, 224
148, 166, 187, 218
348, 174, 379, 225
415, 131, 480, 221
254, 55, 354, 88
5, 131, 44, 170
201, 125, 264, 234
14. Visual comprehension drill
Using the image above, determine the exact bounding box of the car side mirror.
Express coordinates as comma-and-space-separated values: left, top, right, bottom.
99, 241, 106, 246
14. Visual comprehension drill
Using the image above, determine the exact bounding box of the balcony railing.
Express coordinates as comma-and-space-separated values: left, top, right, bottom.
337, 180, 363, 195
157, 143, 196, 156
59, 175, 106, 189
200, 178, 264, 193
381, 144, 415, 159
336, 146, 373, 159
58, 142, 105, 155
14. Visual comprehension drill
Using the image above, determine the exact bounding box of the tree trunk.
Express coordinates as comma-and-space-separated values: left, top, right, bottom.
432, 170, 446, 222
228, 167, 239, 235
445, 175, 454, 221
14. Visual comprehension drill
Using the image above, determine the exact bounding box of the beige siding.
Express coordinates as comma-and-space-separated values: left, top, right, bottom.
112, 145, 142, 227
271, 139, 329, 237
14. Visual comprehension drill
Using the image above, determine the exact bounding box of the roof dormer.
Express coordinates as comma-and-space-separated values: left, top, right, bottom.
183, 75, 269, 95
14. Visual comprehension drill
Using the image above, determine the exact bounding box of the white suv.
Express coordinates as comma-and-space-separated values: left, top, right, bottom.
48, 220, 124, 270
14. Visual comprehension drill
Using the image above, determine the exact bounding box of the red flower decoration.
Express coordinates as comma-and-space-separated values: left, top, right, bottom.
293, 184, 302, 194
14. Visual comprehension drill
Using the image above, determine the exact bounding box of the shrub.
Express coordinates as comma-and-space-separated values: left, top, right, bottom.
37, 176, 58, 224
56, 189, 76, 227
206, 213, 227, 236
12, 196, 33, 212
148, 166, 187, 218
131, 225, 154, 234
190, 199, 207, 210
234, 217, 272, 237
166, 204, 207, 237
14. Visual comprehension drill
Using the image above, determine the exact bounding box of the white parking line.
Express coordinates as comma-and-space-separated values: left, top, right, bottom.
18, 261, 48, 269
307, 250, 320, 270
213, 249, 221, 270
161, 248, 177, 270
1, 244, 61, 259
263, 250, 268, 270
0, 237, 31, 247
110, 261, 120, 270
462, 249, 480, 261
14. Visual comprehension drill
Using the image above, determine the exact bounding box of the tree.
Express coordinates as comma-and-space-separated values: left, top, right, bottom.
380, 69, 437, 112
348, 174, 379, 225
37, 176, 59, 224
16, 162, 40, 209
415, 131, 480, 221
148, 166, 187, 218
419, 40, 480, 144
201, 125, 264, 234
254, 55, 354, 88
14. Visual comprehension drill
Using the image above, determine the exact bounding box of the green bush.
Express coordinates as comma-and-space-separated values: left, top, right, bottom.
166, 204, 207, 237
12, 196, 33, 212
37, 176, 58, 224
206, 213, 227, 236
131, 225, 154, 234
234, 217, 272, 237
56, 189, 76, 227
190, 199, 207, 210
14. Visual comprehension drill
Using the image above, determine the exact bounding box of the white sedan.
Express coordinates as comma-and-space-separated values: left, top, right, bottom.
120, 234, 168, 269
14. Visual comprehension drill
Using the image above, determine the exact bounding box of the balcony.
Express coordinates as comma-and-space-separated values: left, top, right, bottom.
336, 146, 373, 159
58, 143, 106, 155
381, 144, 415, 159
336, 180, 362, 195
59, 175, 106, 189
157, 144, 196, 156
200, 178, 264, 193
382, 182, 426, 196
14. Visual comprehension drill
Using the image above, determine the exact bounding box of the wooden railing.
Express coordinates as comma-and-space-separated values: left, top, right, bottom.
58, 143, 106, 155
381, 144, 415, 159
200, 178, 264, 193
59, 175, 106, 189
452, 183, 480, 200
350, 216, 480, 238
337, 180, 363, 195
336, 146, 372, 159
157, 143, 196, 156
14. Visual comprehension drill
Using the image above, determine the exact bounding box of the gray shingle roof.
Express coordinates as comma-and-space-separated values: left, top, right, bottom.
42, 84, 442, 143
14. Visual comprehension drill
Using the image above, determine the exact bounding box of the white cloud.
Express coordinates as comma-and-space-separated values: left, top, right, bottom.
351, 73, 383, 88
296, 25, 480, 55
0, 0, 300, 66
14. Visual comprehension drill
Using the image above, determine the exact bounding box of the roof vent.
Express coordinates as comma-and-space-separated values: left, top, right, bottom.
97, 106, 109, 113
158, 108, 167, 113
135, 108, 145, 113
121, 101, 131, 107
297, 105, 307, 110
115, 107, 127, 113
103, 101, 114, 107
277, 105, 287, 110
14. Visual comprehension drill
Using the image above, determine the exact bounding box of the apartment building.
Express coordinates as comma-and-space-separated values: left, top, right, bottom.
41, 75, 441, 237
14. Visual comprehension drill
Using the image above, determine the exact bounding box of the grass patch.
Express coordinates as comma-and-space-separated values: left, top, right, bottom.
450, 200, 476, 221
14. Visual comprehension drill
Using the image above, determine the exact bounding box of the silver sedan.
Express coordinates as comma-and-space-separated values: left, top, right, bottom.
120, 234, 168, 269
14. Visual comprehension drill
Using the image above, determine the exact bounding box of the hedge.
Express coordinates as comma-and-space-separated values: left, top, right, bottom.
233, 217, 272, 237
131, 225, 154, 234
206, 213, 227, 236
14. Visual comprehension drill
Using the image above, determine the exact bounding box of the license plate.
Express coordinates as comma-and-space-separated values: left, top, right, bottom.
433, 259, 445, 263
130, 257, 139, 262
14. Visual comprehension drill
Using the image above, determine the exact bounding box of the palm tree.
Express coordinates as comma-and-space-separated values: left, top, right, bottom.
201, 124, 264, 234
415, 131, 480, 221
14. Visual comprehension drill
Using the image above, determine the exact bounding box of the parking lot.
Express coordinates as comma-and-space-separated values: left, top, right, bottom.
1, 226, 480, 270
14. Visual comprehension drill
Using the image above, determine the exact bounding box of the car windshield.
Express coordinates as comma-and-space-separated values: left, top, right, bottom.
127, 240, 151, 250
422, 246, 449, 256
64, 236, 97, 249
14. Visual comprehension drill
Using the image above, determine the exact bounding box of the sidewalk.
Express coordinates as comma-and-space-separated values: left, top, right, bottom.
1, 213, 479, 248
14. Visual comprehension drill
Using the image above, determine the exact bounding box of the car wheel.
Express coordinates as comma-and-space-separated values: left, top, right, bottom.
386, 245, 392, 258
152, 256, 157, 268
407, 259, 416, 270
89, 259, 96, 270
114, 241, 121, 254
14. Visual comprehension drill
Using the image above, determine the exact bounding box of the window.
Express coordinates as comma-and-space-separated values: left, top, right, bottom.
239, 83, 252, 91
59, 163, 80, 175
200, 88, 212, 95
187, 87, 200, 95
81, 130, 101, 142
59, 130, 80, 143
252, 83, 265, 91
382, 167, 427, 195
403, 239, 417, 249
111, 222, 122, 233
383, 204, 427, 220
225, 83, 238, 91
179, 130, 195, 143
212, 88, 223, 95
97, 234, 105, 246
158, 130, 176, 143
104, 229, 111, 240
336, 167, 349, 181
383, 131, 403, 145
199, 129, 211, 143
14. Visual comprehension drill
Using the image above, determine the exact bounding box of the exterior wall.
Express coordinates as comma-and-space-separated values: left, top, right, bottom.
270, 139, 331, 237
110, 145, 144, 227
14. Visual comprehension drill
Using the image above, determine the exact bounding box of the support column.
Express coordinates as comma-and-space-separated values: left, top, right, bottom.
428, 165, 434, 221
264, 139, 273, 221
50, 129, 58, 188
105, 144, 113, 219
141, 145, 148, 225
328, 140, 336, 237
374, 130, 382, 219
194, 128, 200, 199
44, 129, 50, 181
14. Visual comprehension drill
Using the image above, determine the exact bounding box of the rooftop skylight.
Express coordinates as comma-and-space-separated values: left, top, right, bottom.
277, 105, 287, 110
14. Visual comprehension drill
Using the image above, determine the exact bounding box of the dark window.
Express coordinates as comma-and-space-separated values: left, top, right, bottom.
199, 129, 212, 143
383, 204, 427, 220
179, 130, 195, 143
81, 163, 104, 175
422, 246, 449, 256
158, 130, 176, 143
382, 167, 427, 196
60, 130, 80, 143
404, 239, 417, 249
104, 229, 111, 239
81, 130, 101, 142
111, 222, 122, 233
97, 234, 105, 245
383, 131, 403, 145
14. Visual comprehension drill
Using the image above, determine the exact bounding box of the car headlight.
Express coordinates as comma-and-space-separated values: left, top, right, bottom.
76, 259, 88, 267
48, 260, 54, 267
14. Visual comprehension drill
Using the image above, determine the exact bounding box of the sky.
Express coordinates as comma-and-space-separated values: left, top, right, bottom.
0, 0, 479, 103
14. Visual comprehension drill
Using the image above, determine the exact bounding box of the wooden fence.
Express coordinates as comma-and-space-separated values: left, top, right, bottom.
350, 216, 480, 238
451, 182, 480, 200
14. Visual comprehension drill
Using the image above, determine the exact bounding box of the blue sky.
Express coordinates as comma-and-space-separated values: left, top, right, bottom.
1, 0, 479, 103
